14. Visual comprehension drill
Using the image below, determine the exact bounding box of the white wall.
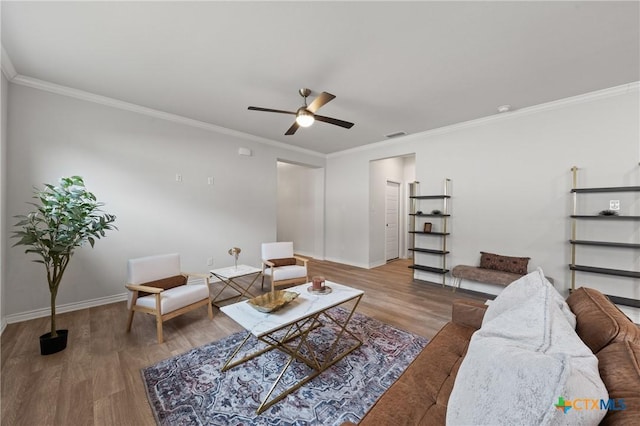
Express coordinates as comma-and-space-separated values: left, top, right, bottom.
5, 83, 324, 321
1, 73, 7, 331
4, 79, 639, 322
326, 84, 640, 305
276, 161, 324, 259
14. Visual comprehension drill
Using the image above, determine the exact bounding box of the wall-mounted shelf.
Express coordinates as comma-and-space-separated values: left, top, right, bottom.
571, 186, 640, 193
570, 240, 640, 249
570, 215, 640, 220
569, 167, 640, 308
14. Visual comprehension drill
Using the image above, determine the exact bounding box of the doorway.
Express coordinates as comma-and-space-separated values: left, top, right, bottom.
368, 154, 416, 268
385, 180, 400, 261
276, 161, 324, 259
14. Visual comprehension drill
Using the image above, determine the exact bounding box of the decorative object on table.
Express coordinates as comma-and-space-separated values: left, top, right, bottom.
12, 176, 117, 355
423, 222, 433, 233
431, 209, 442, 215
247, 290, 299, 313
308, 276, 332, 294
142, 307, 428, 426
228, 247, 242, 269
598, 209, 619, 216
307, 285, 332, 295
312, 275, 325, 290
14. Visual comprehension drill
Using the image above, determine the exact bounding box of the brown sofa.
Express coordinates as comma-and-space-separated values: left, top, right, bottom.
344, 287, 639, 425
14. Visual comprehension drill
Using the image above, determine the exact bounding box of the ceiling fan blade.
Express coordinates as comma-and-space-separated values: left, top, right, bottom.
314, 115, 355, 129
285, 121, 299, 135
248, 106, 296, 115
307, 92, 336, 113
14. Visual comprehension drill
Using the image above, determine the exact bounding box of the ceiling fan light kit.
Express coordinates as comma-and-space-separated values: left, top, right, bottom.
295, 108, 315, 127
248, 88, 354, 135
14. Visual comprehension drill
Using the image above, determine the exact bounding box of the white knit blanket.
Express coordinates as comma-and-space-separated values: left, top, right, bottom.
446, 269, 608, 426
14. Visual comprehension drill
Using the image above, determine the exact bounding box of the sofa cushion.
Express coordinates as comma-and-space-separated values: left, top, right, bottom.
566, 287, 640, 354
448, 269, 608, 425
479, 251, 530, 275
357, 322, 476, 426
597, 341, 640, 426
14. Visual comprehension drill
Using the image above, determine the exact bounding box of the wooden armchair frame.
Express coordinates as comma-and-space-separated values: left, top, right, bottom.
126, 269, 213, 344
261, 255, 309, 291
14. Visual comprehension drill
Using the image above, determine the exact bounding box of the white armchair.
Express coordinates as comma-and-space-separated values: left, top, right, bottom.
261, 242, 309, 292
125, 253, 213, 343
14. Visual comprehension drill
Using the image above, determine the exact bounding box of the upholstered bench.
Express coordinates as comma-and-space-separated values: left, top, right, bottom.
451, 265, 523, 288
451, 251, 530, 290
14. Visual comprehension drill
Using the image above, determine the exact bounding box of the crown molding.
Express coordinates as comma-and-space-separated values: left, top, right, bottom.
9, 73, 326, 158
1, 46, 17, 80
328, 81, 640, 159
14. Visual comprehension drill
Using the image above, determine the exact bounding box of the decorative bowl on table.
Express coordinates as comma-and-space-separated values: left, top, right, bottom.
247, 290, 299, 313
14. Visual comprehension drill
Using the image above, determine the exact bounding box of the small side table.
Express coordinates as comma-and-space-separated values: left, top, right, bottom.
209, 265, 262, 307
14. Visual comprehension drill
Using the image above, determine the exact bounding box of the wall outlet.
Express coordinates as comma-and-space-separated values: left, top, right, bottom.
207, 177, 214, 185
175, 173, 182, 182
207, 257, 214, 266
609, 200, 620, 211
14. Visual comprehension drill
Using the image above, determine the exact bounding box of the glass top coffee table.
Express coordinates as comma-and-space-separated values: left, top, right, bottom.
220, 281, 364, 414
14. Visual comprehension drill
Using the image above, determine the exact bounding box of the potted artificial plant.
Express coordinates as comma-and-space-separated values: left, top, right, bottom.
13, 176, 117, 355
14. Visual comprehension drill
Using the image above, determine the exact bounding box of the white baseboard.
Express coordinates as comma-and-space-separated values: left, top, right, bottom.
368, 260, 386, 269
4, 293, 128, 325
5, 278, 211, 326
323, 257, 371, 270
1, 318, 6, 335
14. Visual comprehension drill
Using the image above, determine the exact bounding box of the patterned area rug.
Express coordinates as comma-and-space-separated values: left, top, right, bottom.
142, 307, 428, 425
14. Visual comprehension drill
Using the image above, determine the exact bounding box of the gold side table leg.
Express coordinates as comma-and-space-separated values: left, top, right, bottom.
211, 272, 261, 307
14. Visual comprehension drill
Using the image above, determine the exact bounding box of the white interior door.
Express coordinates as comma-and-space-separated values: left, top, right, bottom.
385, 181, 400, 261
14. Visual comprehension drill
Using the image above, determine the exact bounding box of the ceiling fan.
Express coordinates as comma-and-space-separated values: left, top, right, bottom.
248, 88, 355, 135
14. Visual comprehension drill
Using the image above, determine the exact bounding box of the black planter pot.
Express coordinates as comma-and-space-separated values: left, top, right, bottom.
39, 329, 68, 355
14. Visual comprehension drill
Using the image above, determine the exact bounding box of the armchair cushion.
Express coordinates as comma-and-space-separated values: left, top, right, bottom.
267, 257, 298, 267
138, 275, 187, 297
263, 265, 307, 281
135, 284, 210, 315
127, 253, 181, 284
261, 242, 295, 259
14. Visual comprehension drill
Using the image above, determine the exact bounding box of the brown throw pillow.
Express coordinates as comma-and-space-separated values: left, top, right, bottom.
479, 251, 530, 275
139, 274, 187, 297
268, 257, 297, 267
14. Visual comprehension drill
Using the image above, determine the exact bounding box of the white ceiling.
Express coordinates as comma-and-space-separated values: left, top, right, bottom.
2, 1, 639, 155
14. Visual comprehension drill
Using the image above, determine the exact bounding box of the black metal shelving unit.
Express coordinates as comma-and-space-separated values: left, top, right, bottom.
408, 179, 451, 285
570, 167, 640, 308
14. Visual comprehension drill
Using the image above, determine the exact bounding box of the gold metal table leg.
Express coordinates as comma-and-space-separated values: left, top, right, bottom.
222, 294, 363, 414
211, 272, 261, 307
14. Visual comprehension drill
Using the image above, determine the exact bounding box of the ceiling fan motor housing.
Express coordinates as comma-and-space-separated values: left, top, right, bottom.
299, 88, 312, 98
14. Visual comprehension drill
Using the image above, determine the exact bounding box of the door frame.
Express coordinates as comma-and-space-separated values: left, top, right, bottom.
385, 179, 401, 262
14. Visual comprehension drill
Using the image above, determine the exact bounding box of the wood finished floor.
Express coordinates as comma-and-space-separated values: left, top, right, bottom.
1, 258, 485, 426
